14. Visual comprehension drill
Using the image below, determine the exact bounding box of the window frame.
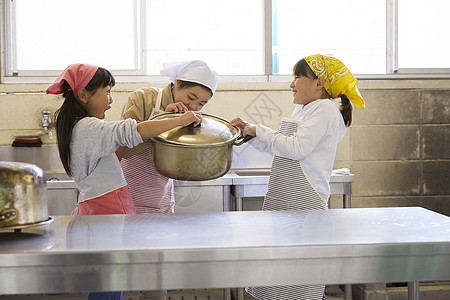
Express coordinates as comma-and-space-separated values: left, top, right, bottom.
1, 0, 146, 79
2, 0, 450, 84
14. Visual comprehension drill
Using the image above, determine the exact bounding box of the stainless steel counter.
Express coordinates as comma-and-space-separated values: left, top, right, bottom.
46, 173, 236, 214
230, 170, 354, 210
46, 171, 353, 215
0, 207, 449, 297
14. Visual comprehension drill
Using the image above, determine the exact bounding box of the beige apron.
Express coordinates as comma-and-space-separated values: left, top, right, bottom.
246, 118, 326, 300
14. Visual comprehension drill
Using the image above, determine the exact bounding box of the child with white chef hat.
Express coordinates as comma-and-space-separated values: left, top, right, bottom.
231, 54, 366, 300
117, 60, 220, 300
118, 60, 220, 215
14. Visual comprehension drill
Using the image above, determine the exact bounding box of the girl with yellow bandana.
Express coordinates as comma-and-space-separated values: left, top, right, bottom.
231, 54, 365, 300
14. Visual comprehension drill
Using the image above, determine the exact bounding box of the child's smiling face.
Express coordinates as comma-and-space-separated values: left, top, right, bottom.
172, 80, 212, 111
290, 75, 321, 106
84, 85, 113, 119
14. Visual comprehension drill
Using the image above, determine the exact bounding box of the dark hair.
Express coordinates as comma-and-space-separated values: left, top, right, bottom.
54, 67, 115, 176
293, 59, 352, 127
175, 80, 213, 97
293, 58, 318, 79
339, 95, 352, 127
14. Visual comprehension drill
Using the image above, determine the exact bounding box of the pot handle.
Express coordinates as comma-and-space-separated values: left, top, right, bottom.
234, 135, 253, 146
0, 208, 18, 223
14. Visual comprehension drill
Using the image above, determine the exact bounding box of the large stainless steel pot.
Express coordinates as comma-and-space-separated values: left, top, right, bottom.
150, 113, 246, 181
0, 161, 50, 229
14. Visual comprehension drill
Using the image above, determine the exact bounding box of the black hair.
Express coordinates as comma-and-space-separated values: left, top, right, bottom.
54, 67, 115, 176
293, 58, 318, 79
339, 94, 352, 127
175, 80, 213, 97
293, 59, 352, 127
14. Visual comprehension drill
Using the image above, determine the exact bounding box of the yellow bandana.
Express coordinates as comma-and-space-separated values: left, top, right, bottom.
304, 54, 366, 109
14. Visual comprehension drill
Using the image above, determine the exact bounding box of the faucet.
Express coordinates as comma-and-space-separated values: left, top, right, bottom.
41, 110, 53, 140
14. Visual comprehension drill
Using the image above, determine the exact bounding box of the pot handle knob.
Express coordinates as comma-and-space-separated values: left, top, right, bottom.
234, 135, 253, 146
0, 208, 18, 223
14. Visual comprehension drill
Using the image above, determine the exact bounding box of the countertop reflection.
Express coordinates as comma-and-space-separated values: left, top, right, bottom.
1, 207, 449, 254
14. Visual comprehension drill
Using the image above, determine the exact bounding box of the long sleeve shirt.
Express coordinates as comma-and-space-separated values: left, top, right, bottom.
250, 99, 346, 200
70, 117, 143, 202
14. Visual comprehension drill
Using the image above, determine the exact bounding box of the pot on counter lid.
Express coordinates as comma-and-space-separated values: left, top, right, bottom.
0, 161, 52, 230
150, 112, 241, 146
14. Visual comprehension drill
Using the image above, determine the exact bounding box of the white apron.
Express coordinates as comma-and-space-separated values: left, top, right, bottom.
246, 118, 326, 300
150, 88, 164, 117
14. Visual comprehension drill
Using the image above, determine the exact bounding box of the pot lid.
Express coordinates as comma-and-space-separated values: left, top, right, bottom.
150, 113, 240, 146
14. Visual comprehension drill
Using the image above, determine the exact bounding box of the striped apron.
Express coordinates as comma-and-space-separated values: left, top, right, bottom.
121, 89, 175, 215
246, 118, 327, 300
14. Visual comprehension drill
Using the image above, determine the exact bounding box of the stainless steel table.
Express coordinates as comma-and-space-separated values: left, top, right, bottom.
0, 207, 449, 300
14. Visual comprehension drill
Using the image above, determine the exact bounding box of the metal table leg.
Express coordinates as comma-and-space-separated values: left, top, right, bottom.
223, 288, 231, 300
344, 284, 352, 300
235, 197, 245, 300
343, 193, 351, 209
237, 287, 244, 300
408, 282, 419, 300
236, 197, 243, 211
343, 193, 352, 299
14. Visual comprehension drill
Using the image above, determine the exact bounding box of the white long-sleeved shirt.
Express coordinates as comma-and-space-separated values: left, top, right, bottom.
250, 99, 346, 200
70, 117, 143, 202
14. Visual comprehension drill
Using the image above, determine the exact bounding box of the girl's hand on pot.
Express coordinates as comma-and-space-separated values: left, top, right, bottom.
243, 124, 257, 137
230, 117, 250, 131
166, 102, 188, 113
179, 111, 202, 127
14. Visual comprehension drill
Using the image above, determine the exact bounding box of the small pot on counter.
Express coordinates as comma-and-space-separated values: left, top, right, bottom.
150, 113, 248, 181
0, 161, 50, 229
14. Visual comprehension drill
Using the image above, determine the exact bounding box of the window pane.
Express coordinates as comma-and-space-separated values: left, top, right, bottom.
15, 0, 135, 71
398, 0, 450, 68
273, 0, 386, 75
146, 0, 263, 75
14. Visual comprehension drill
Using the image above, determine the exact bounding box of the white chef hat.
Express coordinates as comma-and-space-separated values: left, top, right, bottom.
160, 60, 220, 94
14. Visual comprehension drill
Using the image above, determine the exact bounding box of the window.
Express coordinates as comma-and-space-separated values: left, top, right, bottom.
1, 0, 449, 81
145, 0, 263, 75
3, 0, 263, 78
398, 0, 450, 71
273, 0, 386, 75
10, 0, 138, 74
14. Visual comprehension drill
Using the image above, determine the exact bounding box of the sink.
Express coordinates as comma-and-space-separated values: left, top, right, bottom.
45, 172, 72, 181
231, 169, 271, 176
